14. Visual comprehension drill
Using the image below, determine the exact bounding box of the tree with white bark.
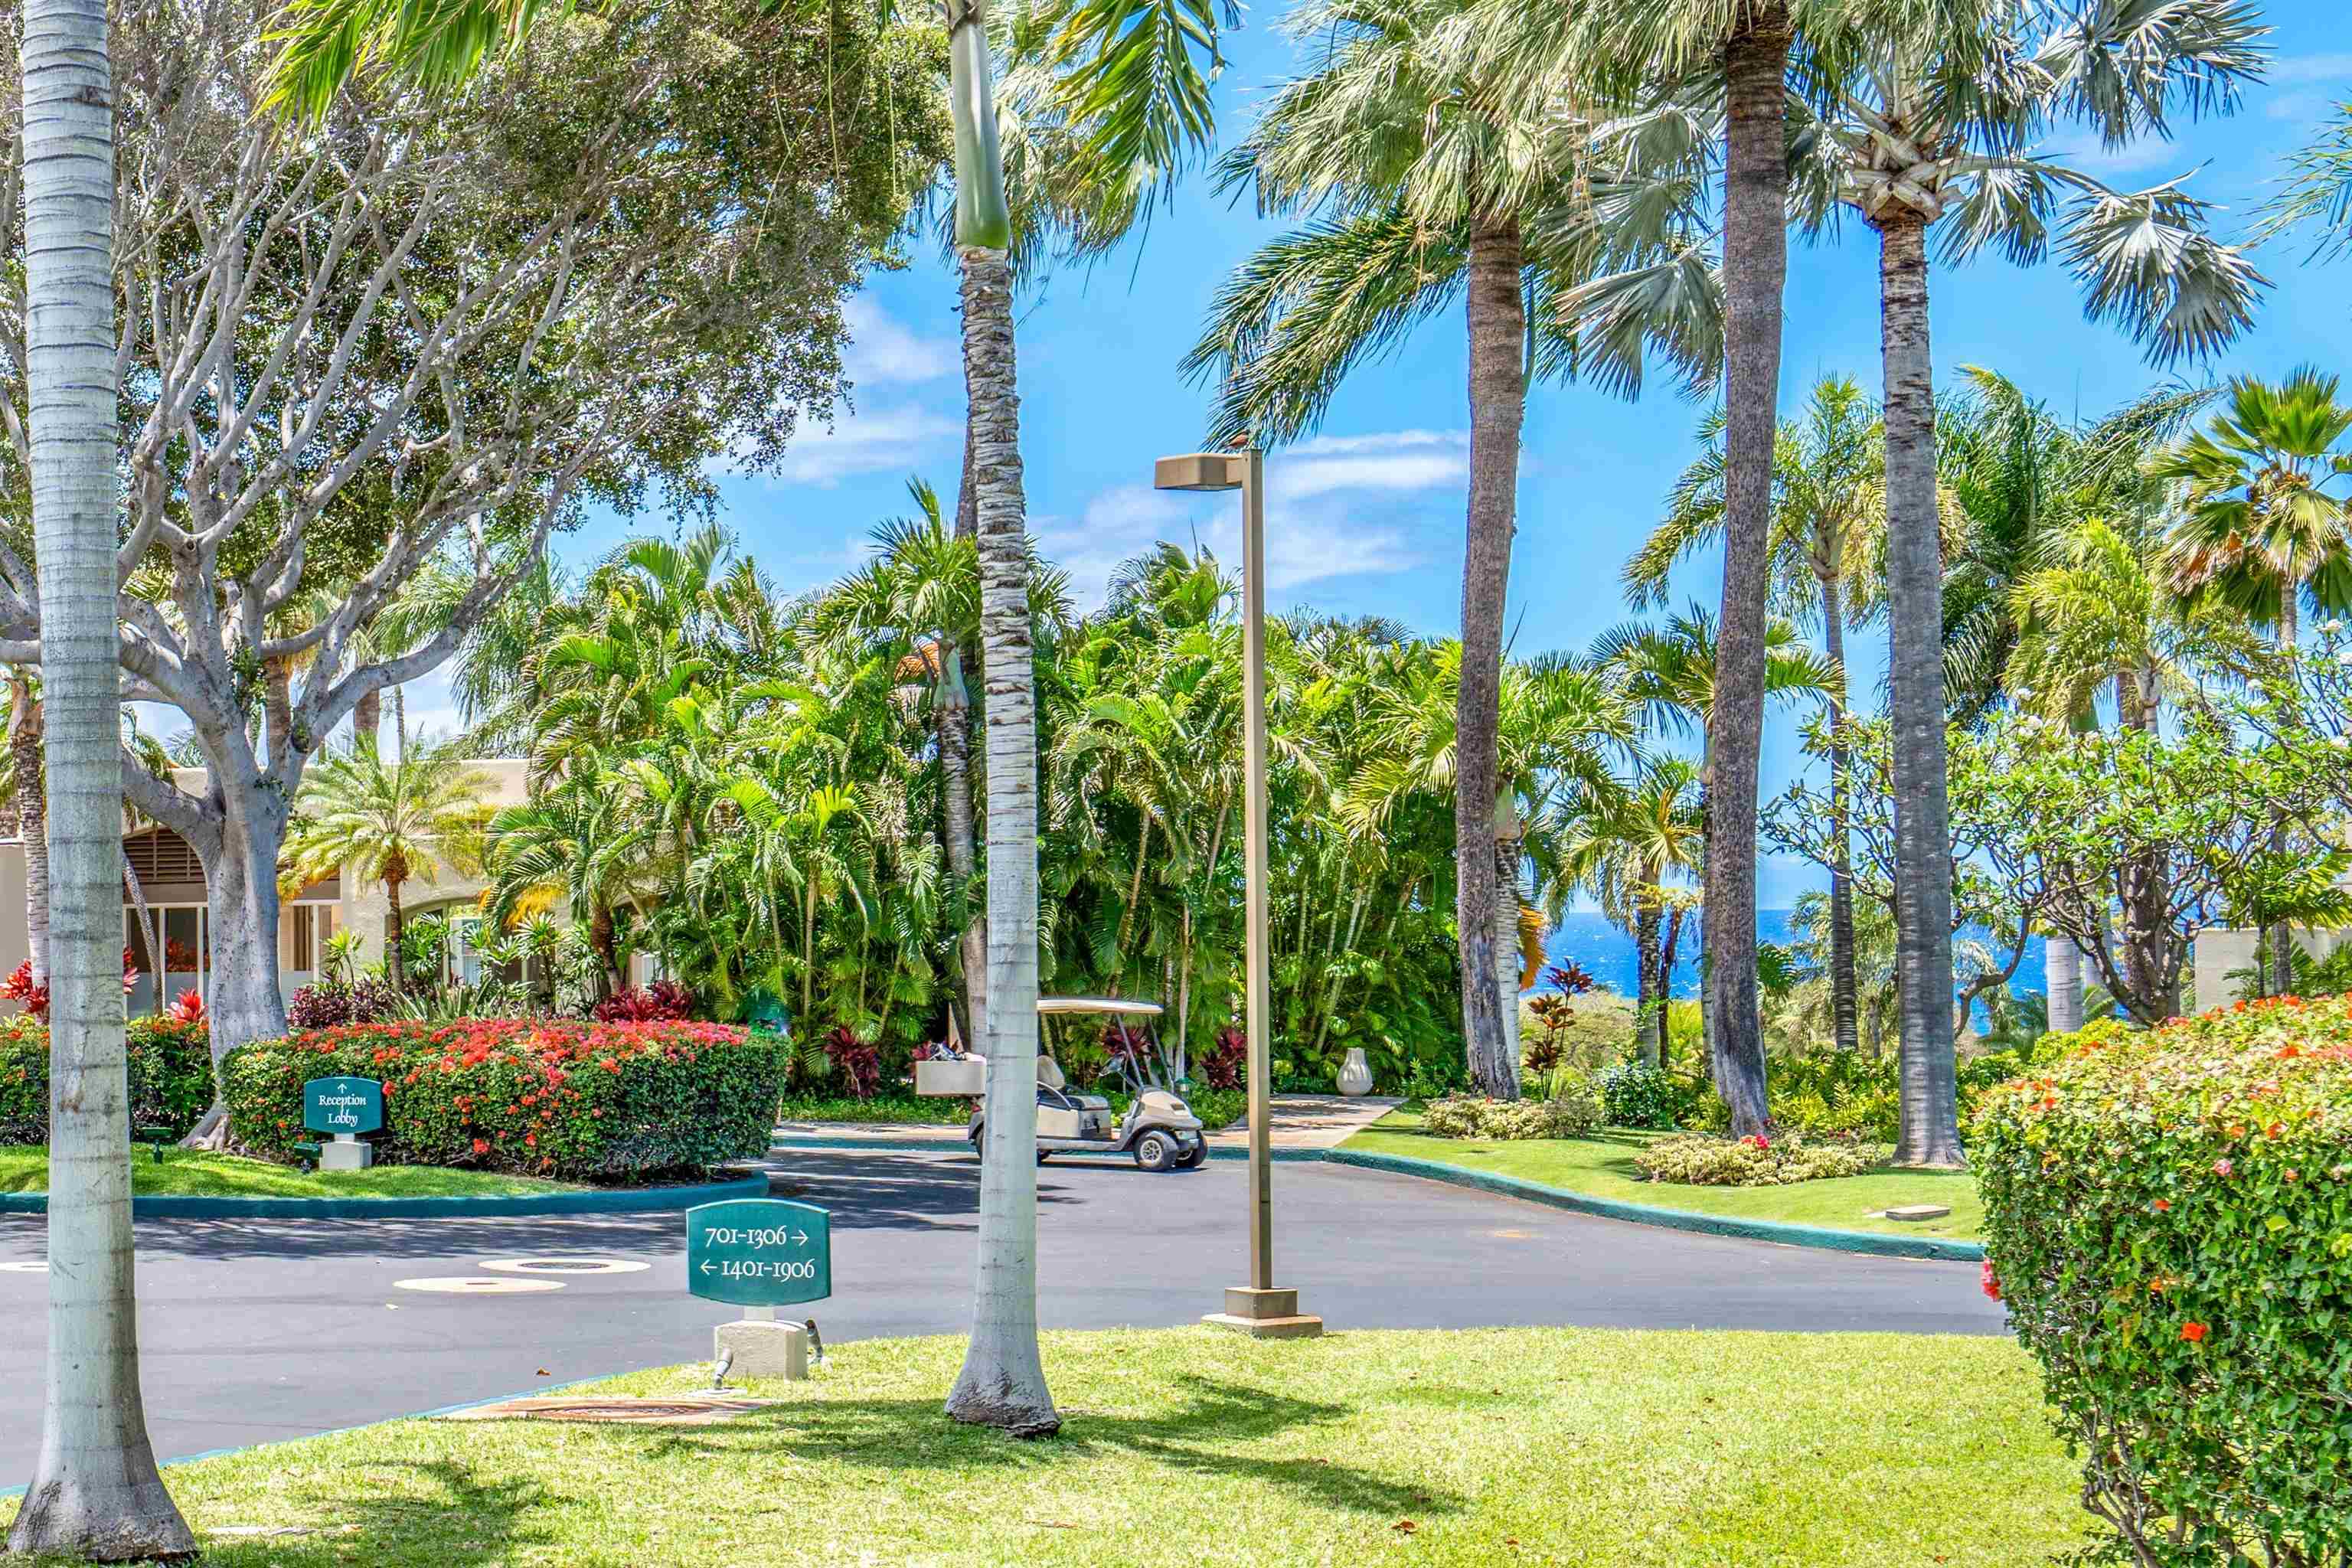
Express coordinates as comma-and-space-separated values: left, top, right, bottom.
0, 0, 939, 1127
7, 0, 198, 1555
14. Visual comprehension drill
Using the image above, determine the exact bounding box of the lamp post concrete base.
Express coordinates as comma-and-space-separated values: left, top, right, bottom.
1202, 1285, 1322, 1341
715, 1317, 808, 1380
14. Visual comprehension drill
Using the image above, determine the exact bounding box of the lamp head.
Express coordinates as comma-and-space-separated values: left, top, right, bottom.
1153, 453, 1240, 492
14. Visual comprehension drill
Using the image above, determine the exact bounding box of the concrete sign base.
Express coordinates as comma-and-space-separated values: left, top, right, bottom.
716, 1318, 809, 1380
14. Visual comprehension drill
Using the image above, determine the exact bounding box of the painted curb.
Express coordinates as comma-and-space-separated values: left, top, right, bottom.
1322, 1149, 1986, 1263
0, 1170, 770, 1220
769, 1135, 1324, 1161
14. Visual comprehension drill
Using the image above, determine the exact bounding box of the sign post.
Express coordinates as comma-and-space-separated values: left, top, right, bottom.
302, 1076, 384, 1171
688, 1197, 831, 1380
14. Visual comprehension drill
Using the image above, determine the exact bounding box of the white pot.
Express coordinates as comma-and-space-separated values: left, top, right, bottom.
1336, 1047, 1374, 1096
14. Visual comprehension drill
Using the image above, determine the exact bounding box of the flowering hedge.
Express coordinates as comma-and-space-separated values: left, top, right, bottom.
1973, 1004, 2352, 1566
1632, 1131, 1873, 1186
221, 1019, 787, 1182
0, 1014, 214, 1143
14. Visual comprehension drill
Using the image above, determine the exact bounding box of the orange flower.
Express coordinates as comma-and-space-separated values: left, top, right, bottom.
2180, 1321, 2209, 1344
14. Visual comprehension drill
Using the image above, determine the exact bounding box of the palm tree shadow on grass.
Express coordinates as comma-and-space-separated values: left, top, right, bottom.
191, 1459, 549, 1566
635, 1374, 1461, 1518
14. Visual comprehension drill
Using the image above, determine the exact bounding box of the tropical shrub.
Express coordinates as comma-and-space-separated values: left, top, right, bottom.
287, 976, 397, 1029
1597, 1062, 1685, 1129
1194, 1026, 1246, 1092
1634, 1132, 1875, 1187
1974, 1001, 2352, 1566
0, 1014, 215, 1142
221, 1019, 786, 1181
1756, 1047, 2036, 1142
1422, 1087, 1603, 1141
592, 980, 697, 1023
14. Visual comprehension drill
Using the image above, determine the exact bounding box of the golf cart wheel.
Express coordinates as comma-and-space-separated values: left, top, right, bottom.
1037, 1149, 1052, 1165
1177, 1142, 1207, 1170
1134, 1130, 1178, 1172
969, 1132, 985, 1164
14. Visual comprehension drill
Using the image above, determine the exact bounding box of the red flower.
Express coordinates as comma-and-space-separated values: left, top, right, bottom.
2152, 1197, 2171, 1211
1980, 1261, 2001, 1302
524, 1133, 536, 1148
2180, 1321, 2209, 1344
2213, 1158, 2233, 1178
472, 1138, 489, 1155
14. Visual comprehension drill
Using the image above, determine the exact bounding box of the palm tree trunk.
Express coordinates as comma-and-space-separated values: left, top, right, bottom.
1818, 576, 1860, 1056
1634, 899, 1662, 1067
353, 688, 381, 752
10, 2, 194, 1553
384, 880, 406, 998
2044, 935, 2082, 1034
1874, 211, 1963, 1168
944, 241, 1057, 1437
1492, 799, 1524, 1079
11, 681, 50, 987
2270, 593, 2298, 994
1707, 3, 1793, 1139
1659, 904, 1686, 1069
1455, 220, 1525, 1102
937, 646, 986, 1039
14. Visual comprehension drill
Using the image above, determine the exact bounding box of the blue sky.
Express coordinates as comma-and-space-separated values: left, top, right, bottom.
397, 2, 2352, 906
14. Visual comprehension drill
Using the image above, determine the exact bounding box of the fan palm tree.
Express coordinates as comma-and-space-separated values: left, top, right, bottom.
1188, 0, 1718, 1098
484, 784, 648, 999
1784, 0, 2264, 1166
285, 742, 495, 997
7, 1, 197, 1551
1625, 377, 1883, 1056
1592, 605, 1837, 1115
1560, 758, 1705, 1065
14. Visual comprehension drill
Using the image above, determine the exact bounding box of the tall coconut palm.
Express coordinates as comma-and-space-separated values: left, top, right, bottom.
1189, 0, 1718, 1097
284, 741, 494, 997
1625, 377, 1884, 1055
2152, 368, 2352, 993
5, 671, 48, 988
8, 0, 196, 1553
1784, 0, 2265, 1165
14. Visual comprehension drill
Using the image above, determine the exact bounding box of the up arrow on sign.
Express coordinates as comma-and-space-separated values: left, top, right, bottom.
685, 1198, 831, 1308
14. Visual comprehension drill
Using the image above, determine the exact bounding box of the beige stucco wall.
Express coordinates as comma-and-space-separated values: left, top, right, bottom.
2193, 924, 2349, 1009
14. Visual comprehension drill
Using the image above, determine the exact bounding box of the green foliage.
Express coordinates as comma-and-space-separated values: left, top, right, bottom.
1597, 1062, 1685, 1129
1421, 1085, 1603, 1141
1757, 1049, 2036, 1143
0, 1015, 214, 1143
221, 1021, 786, 1181
1633, 1132, 1876, 1187
1973, 1002, 2352, 1566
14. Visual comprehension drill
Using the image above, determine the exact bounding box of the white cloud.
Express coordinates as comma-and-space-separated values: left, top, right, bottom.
2269, 54, 2352, 88
841, 298, 956, 386
771, 403, 959, 486
2040, 136, 2198, 181
1036, 429, 1466, 608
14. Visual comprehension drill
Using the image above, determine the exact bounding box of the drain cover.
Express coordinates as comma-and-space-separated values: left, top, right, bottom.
394, 1276, 566, 1295
442, 1394, 778, 1426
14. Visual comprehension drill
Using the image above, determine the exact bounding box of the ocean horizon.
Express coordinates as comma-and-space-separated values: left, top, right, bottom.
1540, 910, 2047, 1008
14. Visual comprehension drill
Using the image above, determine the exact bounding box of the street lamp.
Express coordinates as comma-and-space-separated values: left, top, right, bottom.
1154, 449, 1322, 1341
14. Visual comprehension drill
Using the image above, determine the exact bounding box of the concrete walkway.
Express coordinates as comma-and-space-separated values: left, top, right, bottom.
776, 1093, 1400, 1151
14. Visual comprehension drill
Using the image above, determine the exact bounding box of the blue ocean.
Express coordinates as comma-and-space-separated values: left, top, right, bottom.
1540, 910, 2047, 1004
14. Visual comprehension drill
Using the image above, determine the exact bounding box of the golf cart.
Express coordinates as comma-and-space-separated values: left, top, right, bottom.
924, 998, 1207, 1172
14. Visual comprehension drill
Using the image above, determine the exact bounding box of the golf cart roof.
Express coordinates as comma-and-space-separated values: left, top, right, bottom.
1035, 996, 1164, 1018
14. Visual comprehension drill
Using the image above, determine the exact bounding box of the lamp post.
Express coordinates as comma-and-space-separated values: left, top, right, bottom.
1154, 449, 1321, 1341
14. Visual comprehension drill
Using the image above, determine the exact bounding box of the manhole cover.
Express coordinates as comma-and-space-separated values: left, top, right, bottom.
394, 1276, 566, 1295
442, 1395, 778, 1426
479, 1257, 650, 1276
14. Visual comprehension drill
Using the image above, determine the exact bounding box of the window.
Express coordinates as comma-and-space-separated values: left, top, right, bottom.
290, 904, 335, 973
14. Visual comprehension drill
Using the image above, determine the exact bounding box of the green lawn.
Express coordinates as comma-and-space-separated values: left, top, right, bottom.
0, 1327, 2092, 1566
1346, 1111, 1985, 1240
0, 1146, 580, 1199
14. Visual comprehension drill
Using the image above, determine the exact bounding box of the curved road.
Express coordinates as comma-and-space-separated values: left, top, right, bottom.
0, 1149, 2001, 1478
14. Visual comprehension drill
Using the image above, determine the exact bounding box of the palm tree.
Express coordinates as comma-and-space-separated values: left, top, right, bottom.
8, 0, 197, 1553
1626, 377, 1884, 1055
1785, 0, 2264, 1166
1189, 0, 1717, 1097
4, 671, 47, 988
285, 742, 493, 997
1592, 605, 1837, 1113
484, 785, 648, 999
2153, 368, 2352, 993
1560, 757, 1705, 1065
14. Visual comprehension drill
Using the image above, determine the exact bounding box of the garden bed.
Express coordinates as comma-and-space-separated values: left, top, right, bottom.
0, 1327, 2092, 1566
1344, 1108, 1983, 1240
0, 1145, 579, 1200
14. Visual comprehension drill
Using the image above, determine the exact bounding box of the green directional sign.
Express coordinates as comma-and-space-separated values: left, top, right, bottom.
687, 1198, 831, 1307
302, 1076, 384, 1136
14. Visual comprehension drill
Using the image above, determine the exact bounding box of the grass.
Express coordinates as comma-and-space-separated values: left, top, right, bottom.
0, 1327, 2092, 1566
1346, 1110, 1984, 1241
0, 1145, 580, 1199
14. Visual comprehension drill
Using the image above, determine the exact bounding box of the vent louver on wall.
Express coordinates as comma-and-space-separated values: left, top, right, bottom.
123, 829, 204, 886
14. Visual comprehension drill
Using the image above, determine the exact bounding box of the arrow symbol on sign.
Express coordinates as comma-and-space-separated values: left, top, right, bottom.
698, 1261, 714, 1275
792, 1230, 808, 1246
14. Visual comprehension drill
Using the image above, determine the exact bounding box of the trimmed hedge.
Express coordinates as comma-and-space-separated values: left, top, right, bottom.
1974, 1004, 2352, 1566
1633, 1131, 1874, 1187
223, 1019, 787, 1182
1422, 1086, 1603, 1140
0, 1014, 215, 1143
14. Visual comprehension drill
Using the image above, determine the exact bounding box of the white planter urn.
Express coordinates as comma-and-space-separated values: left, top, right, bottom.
1336, 1047, 1374, 1096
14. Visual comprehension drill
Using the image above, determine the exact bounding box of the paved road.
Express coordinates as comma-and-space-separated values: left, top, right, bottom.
0, 1150, 2003, 1479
